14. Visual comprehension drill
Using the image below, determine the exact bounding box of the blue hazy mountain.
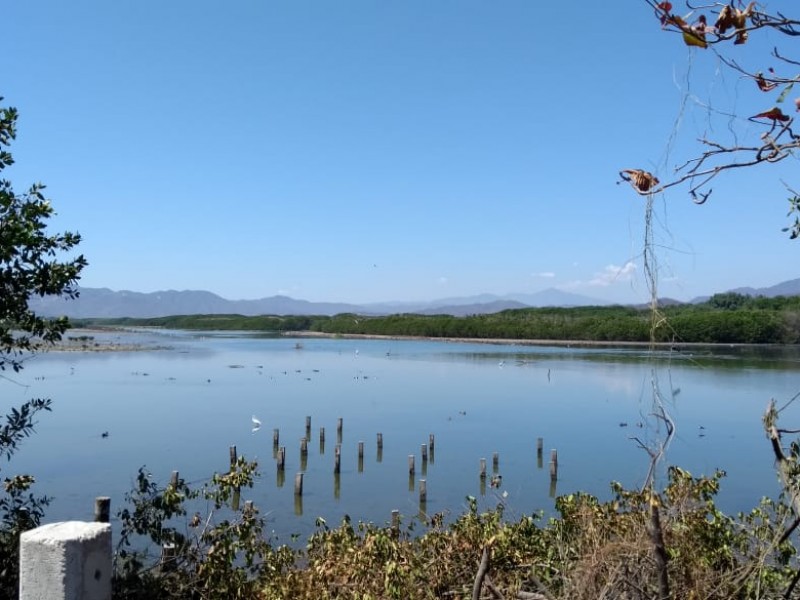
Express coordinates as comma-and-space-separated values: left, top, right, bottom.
29, 279, 800, 319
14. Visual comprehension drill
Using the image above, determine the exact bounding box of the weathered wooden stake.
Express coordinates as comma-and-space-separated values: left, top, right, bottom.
337, 417, 343, 439
320, 427, 325, 443
229, 445, 237, 470
391, 509, 400, 537
358, 441, 364, 459
300, 437, 308, 455
377, 432, 383, 449
94, 496, 110, 523
408, 454, 415, 475
429, 433, 435, 452
479, 458, 487, 479
273, 428, 280, 448
550, 449, 559, 481
421, 443, 428, 463
537, 437, 544, 469
419, 479, 427, 503
294, 472, 304, 496
334, 444, 341, 473
305, 415, 312, 430
492, 452, 499, 473
278, 446, 286, 471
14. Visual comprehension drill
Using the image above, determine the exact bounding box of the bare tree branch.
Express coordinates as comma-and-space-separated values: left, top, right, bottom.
631, 1, 800, 223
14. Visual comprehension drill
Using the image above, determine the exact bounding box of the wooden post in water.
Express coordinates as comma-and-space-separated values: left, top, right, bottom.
294, 472, 304, 496
337, 417, 343, 444
319, 427, 326, 454
300, 437, 308, 455
273, 428, 280, 449
306, 415, 312, 431
94, 496, 110, 523
377, 433, 383, 463
419, 479, 427, 503
278, 447, 286, 471
550, 449, 558, 481
492, 452, 499, 474
429, 433, 435, 463
479, 458, 487, 480
334, 444, 341, 474
421, 443, 428, 463
537, 437, 544, 469
408, 454, 415, 475
391, 509, 400, 538
229, 445, 237, 470
358, 441, 365, 473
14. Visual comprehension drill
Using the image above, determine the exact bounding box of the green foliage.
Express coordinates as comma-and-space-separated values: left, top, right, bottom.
114, 457, 295, 600
0, 96, 85, 598
0, 102, 86, 372
114, 462, 799, 599
84, 294, 800, 345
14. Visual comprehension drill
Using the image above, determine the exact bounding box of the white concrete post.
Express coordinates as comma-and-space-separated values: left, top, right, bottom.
19, 521, 111, 600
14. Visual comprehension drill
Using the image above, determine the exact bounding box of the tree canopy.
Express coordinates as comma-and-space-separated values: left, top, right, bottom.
0, 98, 86, 371
0, 96, 86, 595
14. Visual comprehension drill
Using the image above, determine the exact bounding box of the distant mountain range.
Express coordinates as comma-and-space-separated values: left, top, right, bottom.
28, 279, 800, 319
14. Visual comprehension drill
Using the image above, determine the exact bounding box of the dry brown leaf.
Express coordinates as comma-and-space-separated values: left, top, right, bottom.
621, 169, 660, 193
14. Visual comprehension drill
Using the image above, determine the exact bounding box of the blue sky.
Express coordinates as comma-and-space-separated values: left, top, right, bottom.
6, 1, 798, 304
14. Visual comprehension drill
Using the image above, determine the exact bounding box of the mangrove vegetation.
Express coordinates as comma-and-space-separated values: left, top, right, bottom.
75, 293, 800, 345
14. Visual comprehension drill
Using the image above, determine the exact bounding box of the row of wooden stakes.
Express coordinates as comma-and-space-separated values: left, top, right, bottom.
252, 417, 560, 499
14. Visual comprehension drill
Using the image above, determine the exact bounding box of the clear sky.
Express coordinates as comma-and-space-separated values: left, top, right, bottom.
5, 1, 798, 304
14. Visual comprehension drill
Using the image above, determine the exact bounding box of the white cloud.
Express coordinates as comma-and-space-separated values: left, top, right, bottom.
532, 272, 556, 279
437, 277, 449, 285
588, 262, 637, 287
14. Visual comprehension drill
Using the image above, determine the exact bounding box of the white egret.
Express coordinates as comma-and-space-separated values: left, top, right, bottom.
251, 415, 262, 432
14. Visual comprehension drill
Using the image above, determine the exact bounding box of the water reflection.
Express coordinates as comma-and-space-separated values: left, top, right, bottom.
9, 330, 800, 542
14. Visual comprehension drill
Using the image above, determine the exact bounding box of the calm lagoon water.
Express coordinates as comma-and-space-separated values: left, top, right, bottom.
8, 329, 800, 541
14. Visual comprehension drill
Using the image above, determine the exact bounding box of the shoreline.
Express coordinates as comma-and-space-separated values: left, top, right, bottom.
281, 330, 773, 349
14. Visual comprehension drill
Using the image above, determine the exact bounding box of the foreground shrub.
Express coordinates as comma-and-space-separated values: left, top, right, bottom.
113, 461, 799, 599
